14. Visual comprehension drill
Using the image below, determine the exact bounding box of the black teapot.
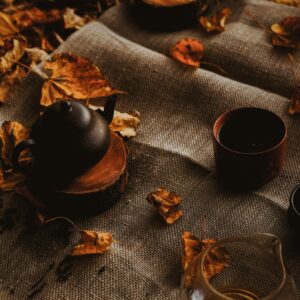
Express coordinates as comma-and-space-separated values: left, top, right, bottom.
13, 97, 117, 187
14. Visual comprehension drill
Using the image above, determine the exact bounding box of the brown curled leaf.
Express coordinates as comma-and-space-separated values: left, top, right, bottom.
289, 88, 300, 115
71, 230, 113, 256
199, 8, 232, 33
110, 110, 141, 138
182, 231, 229, 288
170, 38, 205, 68
271, 16, 300, 48
0, 36, 27, 74
0, 11, 19, 36
147, 187, 183, 224
40, 52, 124, 106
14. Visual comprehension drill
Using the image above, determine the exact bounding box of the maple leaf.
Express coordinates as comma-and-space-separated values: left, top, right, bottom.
0, 11, 19, 36
272, 0, 300, 7
40, 52, 123, 106
0, 65, 27, 103
289, 87, 300, 115
271, 16, 300, 49
71, 230, 113, 256
182, 231, 229, 288
170, 38, 205, 68
199, 8, 232, 33
147, 187, 183, 224
0, 36, 27, 74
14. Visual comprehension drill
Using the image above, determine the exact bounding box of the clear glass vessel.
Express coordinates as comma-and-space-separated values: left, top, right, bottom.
181, 233, 297, 300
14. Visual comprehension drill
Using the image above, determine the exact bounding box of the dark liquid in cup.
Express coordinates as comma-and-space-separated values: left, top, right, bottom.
218, 109, 285, 153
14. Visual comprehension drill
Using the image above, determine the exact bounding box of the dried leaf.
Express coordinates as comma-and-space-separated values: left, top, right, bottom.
71, 230, 113, 256
272, 0, 300, 7
147, 187, 183, 224
271, 16, 300, 48
182, 232, 229, 288
0, 11, 19, 36
25, 47, 48, 68
11, 7, 62, 29
199, 8, 232, 33
170, 38, 205, 68
0, 36, 27, 74
0, 120, 29, 167
40, 52, 123, 106
63, 8, 91, 30
0, 65, 27, 103
0, 168, 26, 191
289, 88, 300, 115
110, 110, 141, 138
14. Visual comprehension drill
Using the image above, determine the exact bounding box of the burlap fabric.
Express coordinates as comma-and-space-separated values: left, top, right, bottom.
0, 0, 300, 299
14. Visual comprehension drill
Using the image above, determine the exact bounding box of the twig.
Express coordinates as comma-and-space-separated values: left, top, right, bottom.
10, 59, 48, 80
201, 61, 227, 74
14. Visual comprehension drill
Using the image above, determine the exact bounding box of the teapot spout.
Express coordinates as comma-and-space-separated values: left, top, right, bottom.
97, 95, 117, 124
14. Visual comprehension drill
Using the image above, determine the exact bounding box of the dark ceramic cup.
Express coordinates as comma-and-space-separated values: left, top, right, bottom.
287, 185, 300, 231
213, 107, 287, 190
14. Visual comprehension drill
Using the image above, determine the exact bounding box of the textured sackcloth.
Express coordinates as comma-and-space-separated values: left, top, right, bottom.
0, 0, 300, 299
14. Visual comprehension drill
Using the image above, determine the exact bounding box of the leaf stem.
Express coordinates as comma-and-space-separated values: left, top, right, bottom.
44, 216, 81, 231
201, 61, 227, 74
10, 59, 48, 80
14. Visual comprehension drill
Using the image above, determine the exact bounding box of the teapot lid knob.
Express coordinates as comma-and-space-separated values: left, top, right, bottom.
60, 100, 72, 113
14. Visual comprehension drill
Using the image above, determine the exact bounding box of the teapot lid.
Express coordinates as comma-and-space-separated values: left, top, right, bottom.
40, 100, 93, 133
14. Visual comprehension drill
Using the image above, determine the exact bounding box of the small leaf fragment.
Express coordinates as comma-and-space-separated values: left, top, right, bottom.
110, 110, 141, 138
170, 38, 205, 68
40, 52, 123, 106
71, 230, 113, 256
289, 88, 300, 115
199, 8, 232, 33
147, 187, 183, 224
271, 16, 300, 48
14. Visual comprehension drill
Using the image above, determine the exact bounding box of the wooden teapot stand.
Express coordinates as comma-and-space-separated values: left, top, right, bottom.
27, 132, 128, 217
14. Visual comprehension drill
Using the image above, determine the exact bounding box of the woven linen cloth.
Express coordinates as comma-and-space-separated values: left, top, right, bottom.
0, 0, 300, 299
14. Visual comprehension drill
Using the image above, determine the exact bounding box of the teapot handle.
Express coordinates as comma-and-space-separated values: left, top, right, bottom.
98, 95, 117, 124
12, 139, 36, 172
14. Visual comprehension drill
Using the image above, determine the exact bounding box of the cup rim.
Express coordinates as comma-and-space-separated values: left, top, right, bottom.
199, 233, 287, 300
213, 107, 287, 156
289, 184, 300, 217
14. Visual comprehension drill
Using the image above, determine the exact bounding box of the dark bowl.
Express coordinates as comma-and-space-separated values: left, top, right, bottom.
287, 185, 300, 232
